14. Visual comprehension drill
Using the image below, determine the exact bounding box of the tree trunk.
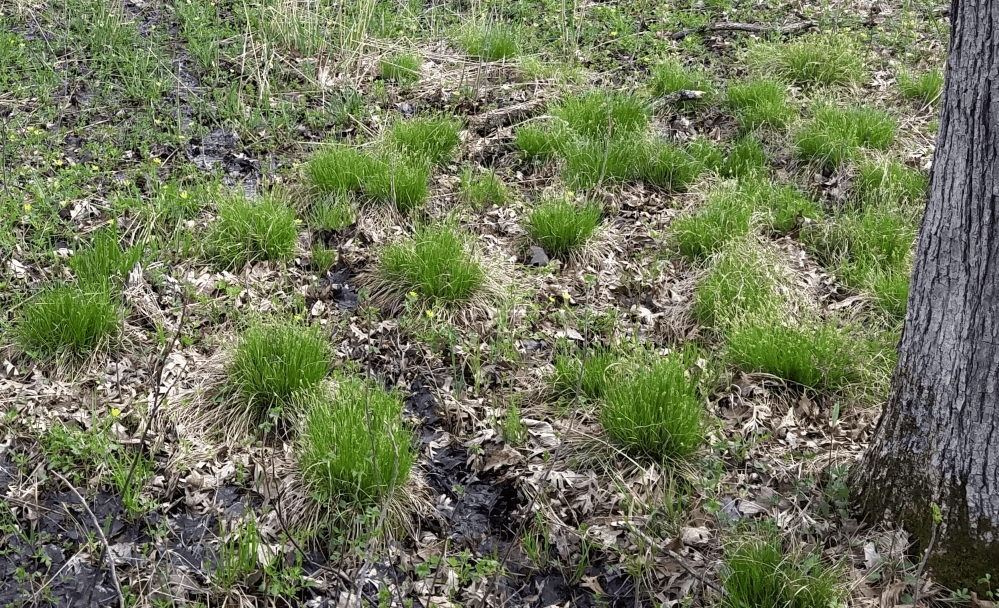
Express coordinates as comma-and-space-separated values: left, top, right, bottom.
853, 0, 999, 592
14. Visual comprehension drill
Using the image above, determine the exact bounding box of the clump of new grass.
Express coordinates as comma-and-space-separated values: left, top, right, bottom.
459, 167, 508, 209
297, 377, 415, 502
552, 349, 618, 399
795, 104, 898, 168
380, 52, 421, 86
515, 123, 562, 161
726, 314, 864, 390
525, 196, 602, 258
17, 285, 120, 359
673, 184, 756, 261
722, 522, 846, 608
310, 191, 358, 231
726, 79, 795, 131
69, 226, 142, 291
749, 32, 866, 87
307, 145, 376, 194
205, 193, 299, 270
364, 156, 431, 213
897, 67, 943, 106
854, 159, 927, 208
389, 116, 462, 166
749, 179, 822, 233
650, 58, 714, 99
228, 321, 330, 420
459, 23, 519, 60
377, 225, 485, 306
551, 90, 651, 140
602, 348, 704, 461
693, 239, 790, 329
720, 134, 769, 178
640, 139, 714, 192
561, 136, 649, 189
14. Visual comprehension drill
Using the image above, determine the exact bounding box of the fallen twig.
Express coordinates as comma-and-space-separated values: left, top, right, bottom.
671, 20, 814, 40
53, 470, 125, 608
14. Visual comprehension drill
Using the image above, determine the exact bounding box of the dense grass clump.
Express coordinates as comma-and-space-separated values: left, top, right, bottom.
18, 285, 120, 359
515, 123, 562, 161
228, 321, 330, 419
552, 349, 618, 399
561, 136, 648, 188
70, 227, 142, 292
650, 58, 714, 99
459, 23, 519, 60
640, 139, 714, 192
459, 168, 508, 209
749, 33, 866, 86
602, 349, 704, 461
297, 377, 415, 502
310, 192, 358, 231
726, 316, 864, 390
378, 226, 485, 306
551, 91, 651, 139
720, 134, 769, 178
205, 194, 299, 270
389, 116, 462, 166
722, 524, 845, 608
897, 67, 943, 106
854, 159, 927, 208
307, 145, 377, 194
693, 239, 789, 329
726, 79, 795, 131
364, 156, 431, 213
380, 52, 421, 86
673, 184, 756, 261
795, 105, 897, 168
525, 196, 602, 257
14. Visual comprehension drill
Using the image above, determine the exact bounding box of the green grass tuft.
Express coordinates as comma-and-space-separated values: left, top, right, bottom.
459, 167, 508, 209
602, 348, 704, 461
459, 23, 519, 60
551, 90, 651, 140
795, 104, 897, 168
205, 193, 299, 270
693, 239, 789, 329
727, 315, 864, 390
69, 226, 142, 292
552, 349, 618, 399
380, 52, 421, 86
720, 134, 770, 178
749, 33, 866, 87
364, 156, 431, 213
640, 139, 712, 192
726, 79, 795, 131
378, 225, 485, 306
855, 159, 927, 208
310, 192, 358, 231
297, 377, 415, 503
722, 523, 846, 608
18, 285, 120, 359
228, 321, 330, 422
673, 185, 756, 261
515, 123, 562, 161
525, 196, 602, 257
897, 67, 943, 106
389, 116, 462, 166
307, 145, 377, 194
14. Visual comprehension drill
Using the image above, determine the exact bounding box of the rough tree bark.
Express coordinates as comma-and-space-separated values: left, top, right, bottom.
853, 0, 999, 591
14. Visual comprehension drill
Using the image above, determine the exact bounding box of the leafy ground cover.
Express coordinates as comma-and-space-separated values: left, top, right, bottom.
0, 0, 950, 605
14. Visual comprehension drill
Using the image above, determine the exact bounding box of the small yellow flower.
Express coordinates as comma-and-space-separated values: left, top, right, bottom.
408, 291, 417, 297
567, 190, 575, 198
91, 165, 99, 171
23, 204, 31, 211
425, 310, 434, 318
111, 408, 121, 417
109, 218, 116, 226
562, 291, 571, 300
53, 159, 63, 166
180, 190, 188, 199
294, 315, 302, 321
153, 158, 162, 164
295, 219, 303, 224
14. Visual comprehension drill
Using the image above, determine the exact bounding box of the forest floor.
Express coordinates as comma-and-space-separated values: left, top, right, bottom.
0, 0, 961, 605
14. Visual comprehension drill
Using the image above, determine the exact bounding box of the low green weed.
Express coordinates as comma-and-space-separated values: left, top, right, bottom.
459, 167, 508, 209
897, 67, 943, 106
795, 104, 897, 168
307, 145, 376, 194
650, 58, 714, 100
854, 159, 927, 208
721, 134, 770, 178
552, 349, 618, 399
602, 348, 704, 461
640, 139, 713, 192
673, 184, 756, 261
693, 239, 789, 329
551, 90, 651, 140
310, 192, 358, 231
459, 23, 519, 60
364, 156, 431, 213
69, 227, 142, 292
380, 52, 421, 86
749, 33, 866, 87
389, 116, 462, 166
